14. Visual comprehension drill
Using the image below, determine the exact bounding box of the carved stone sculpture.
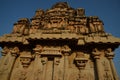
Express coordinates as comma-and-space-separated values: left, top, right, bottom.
76, 8, 85, 16
35, 9, 44, 17
12, 18, 30, 35
0, 2, 120, 80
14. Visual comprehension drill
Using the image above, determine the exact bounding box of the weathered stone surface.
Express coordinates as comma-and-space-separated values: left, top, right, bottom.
0, 2, 120, 80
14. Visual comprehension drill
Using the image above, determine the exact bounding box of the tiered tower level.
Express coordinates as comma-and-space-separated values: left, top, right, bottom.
0, 2, 120, 80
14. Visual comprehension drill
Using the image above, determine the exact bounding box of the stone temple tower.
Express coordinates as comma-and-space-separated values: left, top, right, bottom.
0, 2, 120, 80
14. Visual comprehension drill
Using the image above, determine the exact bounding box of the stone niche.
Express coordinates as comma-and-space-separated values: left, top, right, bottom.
0, 2, 120, 80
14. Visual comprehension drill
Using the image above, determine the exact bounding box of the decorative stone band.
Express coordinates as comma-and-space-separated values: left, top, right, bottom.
84, 35, 120, 44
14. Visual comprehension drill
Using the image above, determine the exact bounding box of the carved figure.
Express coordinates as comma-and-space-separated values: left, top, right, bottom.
29, 25, 40, 34
75, 52, 88, 70
76, 8, 85, 16
12, 23, 20, 33
12, 18, 30, 35
97, 21, 104, 32
35, 9, 44, 17
89, 22, 96, 33
20, 52, 32, 68
91, 17, 104, 33
11, 47, 20, 56
1, 46, 9, 56
62, 45, 71, 52
78, 25, 88, 34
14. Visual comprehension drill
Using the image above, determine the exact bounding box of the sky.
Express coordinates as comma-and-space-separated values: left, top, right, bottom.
0, 0, 120, 77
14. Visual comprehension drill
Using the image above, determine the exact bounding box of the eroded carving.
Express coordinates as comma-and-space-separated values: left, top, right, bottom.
41, 57, 48, 65
0, 2, 119, 80
92, 48, 101, 59
76, 8, 85, 16
12, 18, 30, 35
33, 45, 43, 54
75, 52, 88, 69
54, 57, 60, 65
103, 72, 112, 80
11, 46, 20, 56
105, 48, 114, 59
20, 51, 32, 68
1, 46, 9, 56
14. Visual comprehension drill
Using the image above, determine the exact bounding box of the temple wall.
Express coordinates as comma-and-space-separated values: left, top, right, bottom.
0, 2, 119, 80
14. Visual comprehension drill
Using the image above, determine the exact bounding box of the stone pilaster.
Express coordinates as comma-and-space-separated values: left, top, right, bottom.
62, 45, 71, 80
53, 57, 61, 80
33, 44, 43, 57
41, 57, 48, 80
27, 44, 43, 80
0, 46, 19, 80
105, 48, 119, 80
45, 58, 53, 80
92, 48, 103, 80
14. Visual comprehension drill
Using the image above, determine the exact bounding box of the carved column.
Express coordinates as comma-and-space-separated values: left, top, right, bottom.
52, 48, 62, 80
105, 48, 119, 80
27, 44, 43, 80
0, 46, 9, 65
46, 58, 53, 80
41, 57, 48, 80
62, 45, 71, 80
0, 46, 19, 80
92, 48, 103, 80
53, 56, 62, 80
9, 47, 20, 79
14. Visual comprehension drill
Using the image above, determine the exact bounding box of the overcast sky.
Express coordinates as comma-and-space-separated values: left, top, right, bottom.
0, 0, 120, 77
